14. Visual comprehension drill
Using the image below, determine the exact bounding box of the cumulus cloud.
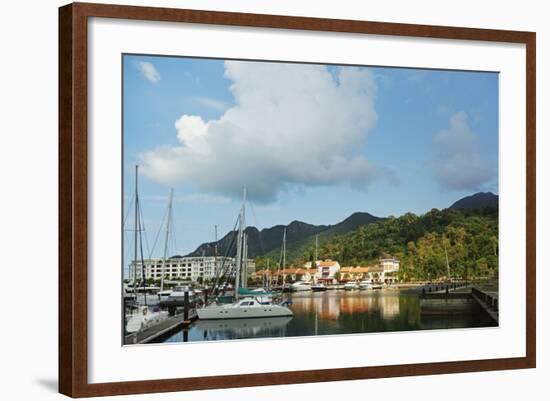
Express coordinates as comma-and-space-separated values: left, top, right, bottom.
432, 111, 495, 190
140, 61, 381, 202
138, 61, 161, 83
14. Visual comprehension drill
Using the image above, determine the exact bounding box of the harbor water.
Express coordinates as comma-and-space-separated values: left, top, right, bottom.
153, 289, 497, 343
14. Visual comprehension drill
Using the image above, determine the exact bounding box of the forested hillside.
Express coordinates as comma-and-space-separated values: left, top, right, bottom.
279, 207, 499, 281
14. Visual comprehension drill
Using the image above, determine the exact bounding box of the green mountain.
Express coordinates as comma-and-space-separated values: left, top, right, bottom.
186, 212, 381, 261
450, 192, 498, 210
316, 206, 498, 281
186, 192, 498, 280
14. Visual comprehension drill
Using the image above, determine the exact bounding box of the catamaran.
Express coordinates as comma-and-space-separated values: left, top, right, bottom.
197, 188, 293, 320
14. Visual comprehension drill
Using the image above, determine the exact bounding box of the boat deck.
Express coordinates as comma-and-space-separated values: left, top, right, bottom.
124, 311, 197, 345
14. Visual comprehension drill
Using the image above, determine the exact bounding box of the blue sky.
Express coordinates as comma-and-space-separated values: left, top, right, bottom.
123, 54, 498, 260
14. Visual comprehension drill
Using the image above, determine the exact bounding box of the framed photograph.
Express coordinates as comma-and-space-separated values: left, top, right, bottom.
59, 2, 536, 397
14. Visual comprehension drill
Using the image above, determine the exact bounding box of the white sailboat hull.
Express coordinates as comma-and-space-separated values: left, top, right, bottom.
197, 301, 293, 320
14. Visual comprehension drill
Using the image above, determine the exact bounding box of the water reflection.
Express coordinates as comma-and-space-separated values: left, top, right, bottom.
157, 290, 496, 344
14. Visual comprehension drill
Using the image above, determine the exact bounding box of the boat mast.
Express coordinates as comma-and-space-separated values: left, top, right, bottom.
234, 187, 246, 300
132, 165, 147, 305
282, 226, 287, 289
266, 258, 270, 290
444, 243, 450, 280
160, 188, 174, 293
242, 232, 248, 289
214, 225, 218, 281
138, 195, 147, 306
315, 234, 318, 265
133, 165, 138, 298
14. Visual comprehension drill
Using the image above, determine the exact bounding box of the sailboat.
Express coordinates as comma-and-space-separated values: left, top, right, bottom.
125, 166, 169, 333
197, 188, 293, 320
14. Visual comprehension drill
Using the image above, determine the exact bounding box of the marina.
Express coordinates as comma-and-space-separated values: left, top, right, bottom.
147, 286, 497, 344
122, 167, 499, 346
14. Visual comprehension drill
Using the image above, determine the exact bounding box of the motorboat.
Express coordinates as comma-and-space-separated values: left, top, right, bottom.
290, 281, 312, 292
197, 297, 293, 320
125, 305, 169, 333
158, 286, 202, 313
157, 289, 172, 299
359, 281, 373, 290
344, 281, 359, 290
311, 283, 328, 291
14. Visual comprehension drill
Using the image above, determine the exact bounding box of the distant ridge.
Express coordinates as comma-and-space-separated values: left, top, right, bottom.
186, 212, 380, 259
184, 192, 496, 261
450, 192, 498, 210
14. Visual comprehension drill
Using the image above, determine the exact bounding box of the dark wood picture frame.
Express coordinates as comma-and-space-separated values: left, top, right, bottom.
59, 2, 536, 397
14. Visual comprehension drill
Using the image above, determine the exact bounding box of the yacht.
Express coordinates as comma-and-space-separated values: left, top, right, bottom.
344, 281, 359, 290
157, 289, 172, 299
158, 286, 202, 312
290, 281, 312, 292
359, 280, 373, 290
197, 297, 293, 320
125, 305, 169, 333
198, 188, 293, 321
311, 283, 328, 292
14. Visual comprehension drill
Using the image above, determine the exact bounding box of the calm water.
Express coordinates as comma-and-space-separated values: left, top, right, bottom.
156, 289, 496, 343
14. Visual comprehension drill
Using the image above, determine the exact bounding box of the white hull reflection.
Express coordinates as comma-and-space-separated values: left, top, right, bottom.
198, 297, 293, 320
194, 316, 293, 334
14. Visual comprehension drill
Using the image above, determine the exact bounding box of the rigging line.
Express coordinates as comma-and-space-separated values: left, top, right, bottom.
170, 217, 177, 256
137, 196, 148, 305
147, 206, 169, 259
138, 200, 151, 260
122, 193, 135, 227
214, 221, 238, 285
213, 215, 240, 290
248, 200, 266, 254
275, 231, 284, 286
123, 228, 133, 279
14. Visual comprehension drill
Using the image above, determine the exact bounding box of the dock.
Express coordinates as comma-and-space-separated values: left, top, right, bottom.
124, 310, 197, 345
418, 286, 499, 324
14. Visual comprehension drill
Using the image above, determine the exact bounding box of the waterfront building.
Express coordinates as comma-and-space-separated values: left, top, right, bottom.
380, 257, 400, 273
254, 268, 317, 283
128, 255, 255, 283
312, 260, 341, 284
339, 266, 370, 282
251, 257, 400, 285
339, 257, 400, 284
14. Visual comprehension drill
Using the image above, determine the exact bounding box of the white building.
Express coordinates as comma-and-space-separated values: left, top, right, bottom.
128, 256, 255, 283
304, 260, 341, 284
379, 258, 400, 274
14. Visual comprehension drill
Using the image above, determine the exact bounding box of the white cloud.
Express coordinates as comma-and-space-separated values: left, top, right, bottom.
138, 61, 160, 83
432, 111, 495, 190
140, 61, 381, 203
195, 97, 229, 111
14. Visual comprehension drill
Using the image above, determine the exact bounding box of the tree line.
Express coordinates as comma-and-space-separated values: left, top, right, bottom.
256, 207, 498, 282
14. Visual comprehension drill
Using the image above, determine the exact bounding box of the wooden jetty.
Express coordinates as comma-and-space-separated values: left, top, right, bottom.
418, 285, 499, 324
124, 310, 197, 345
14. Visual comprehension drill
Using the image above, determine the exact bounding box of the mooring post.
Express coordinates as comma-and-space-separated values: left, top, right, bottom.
184, 288, 189, 322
